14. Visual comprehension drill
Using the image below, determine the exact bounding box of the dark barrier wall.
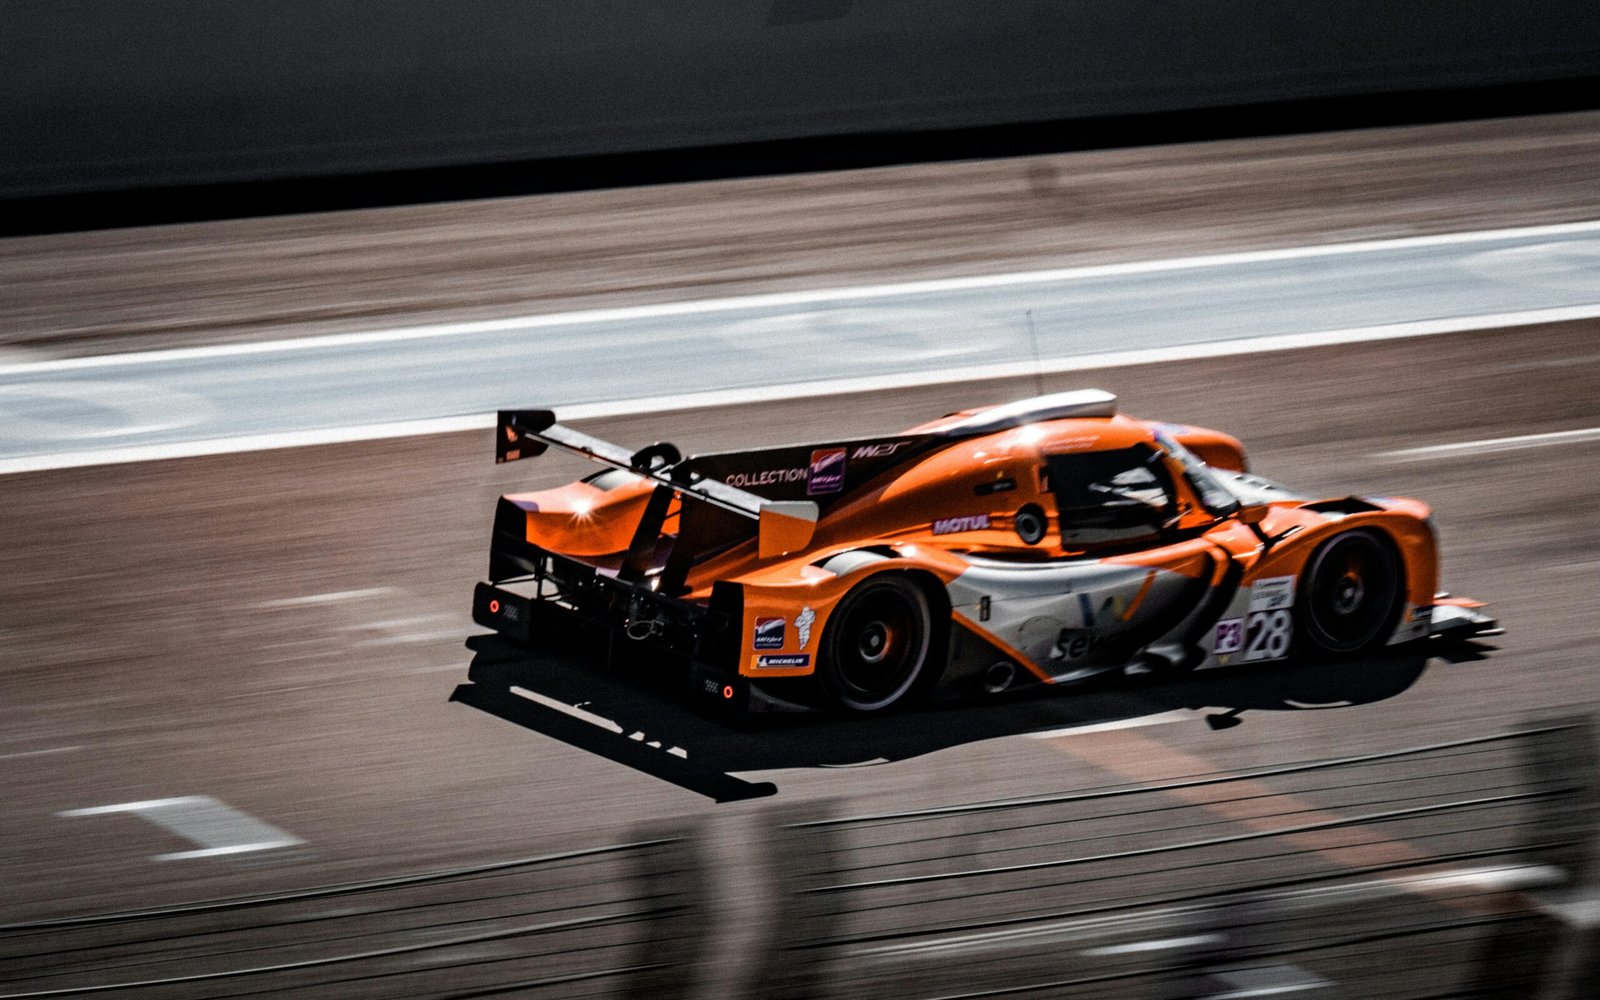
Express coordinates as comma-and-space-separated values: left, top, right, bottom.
6, 0, 1600, 198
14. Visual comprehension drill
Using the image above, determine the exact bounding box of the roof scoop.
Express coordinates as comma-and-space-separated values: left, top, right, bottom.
939, 389, 1118, 436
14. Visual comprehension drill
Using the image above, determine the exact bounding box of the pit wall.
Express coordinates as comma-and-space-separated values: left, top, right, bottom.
7, 0, 1599, 198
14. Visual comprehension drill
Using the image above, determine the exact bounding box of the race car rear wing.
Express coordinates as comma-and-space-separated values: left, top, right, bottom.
495, 409, 818, 559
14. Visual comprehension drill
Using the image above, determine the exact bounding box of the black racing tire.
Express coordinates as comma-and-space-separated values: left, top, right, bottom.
1296, 529, 1404, 656
820, 575, 935, 714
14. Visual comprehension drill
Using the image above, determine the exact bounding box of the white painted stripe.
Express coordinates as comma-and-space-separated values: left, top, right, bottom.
6, 303, 1599, 477
257, 587, 396, 608
59, 798, 204, 817
510, 686, 625, 735
154, 842, 304, 862
59, 795, 304, 861
359, 629, 464, 646
0, 745, 83, 762
0, 415, 491, 475
358, 614, 458, 630
5, 218, 1599, 378
1026, 709, 1202, 738
1379, 425, 1600, 459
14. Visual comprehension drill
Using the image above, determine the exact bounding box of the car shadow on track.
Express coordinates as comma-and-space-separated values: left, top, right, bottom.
449, 635, 1493, 802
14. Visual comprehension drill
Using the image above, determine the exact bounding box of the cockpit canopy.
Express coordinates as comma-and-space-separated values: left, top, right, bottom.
1043, 433, 1240, 551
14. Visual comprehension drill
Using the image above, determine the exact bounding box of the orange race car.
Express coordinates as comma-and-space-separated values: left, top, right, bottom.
472, 391, 1497, 715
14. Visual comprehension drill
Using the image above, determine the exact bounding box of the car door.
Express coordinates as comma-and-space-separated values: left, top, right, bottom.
946, 444, 1219, 680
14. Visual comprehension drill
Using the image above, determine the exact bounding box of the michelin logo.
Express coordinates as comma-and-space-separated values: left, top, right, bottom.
795, 606, 816, 649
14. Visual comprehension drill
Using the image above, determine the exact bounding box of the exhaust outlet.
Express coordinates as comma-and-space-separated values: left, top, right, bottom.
982, 660, 1017, 694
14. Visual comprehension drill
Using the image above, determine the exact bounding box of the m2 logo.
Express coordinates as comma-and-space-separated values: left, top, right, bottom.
851, 441, 910, 460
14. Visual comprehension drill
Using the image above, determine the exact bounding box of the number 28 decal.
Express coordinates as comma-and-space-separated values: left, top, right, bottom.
1213, 610, 1293, 660
1243, 609, 1292, 661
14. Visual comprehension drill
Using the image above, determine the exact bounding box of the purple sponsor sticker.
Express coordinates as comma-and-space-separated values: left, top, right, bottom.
753, 616, 785, 650
807, 448, 846, 496
1214, 618, 1244, 654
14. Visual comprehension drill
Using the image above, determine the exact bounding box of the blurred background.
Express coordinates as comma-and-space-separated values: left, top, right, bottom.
3, 2, 1600, 997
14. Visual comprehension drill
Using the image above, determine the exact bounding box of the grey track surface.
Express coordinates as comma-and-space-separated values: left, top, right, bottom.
2, 321, 1598, 934
3, 224, 1600, 466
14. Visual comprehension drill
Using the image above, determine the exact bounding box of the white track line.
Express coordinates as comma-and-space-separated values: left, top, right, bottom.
510, 686, 626, 735
1026, 709, 1201, 739
4, 217, 1599, 377
256, 587, 396, 608
152, 842, 304, 862
1378, 425, 1600, 459
5, 303, 1599, 477
59, 796, 304, 862
0, 746, 83, 762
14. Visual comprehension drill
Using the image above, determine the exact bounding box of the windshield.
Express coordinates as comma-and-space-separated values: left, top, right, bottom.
1154, 431, 1239, 516
1045, 444, 1177, 550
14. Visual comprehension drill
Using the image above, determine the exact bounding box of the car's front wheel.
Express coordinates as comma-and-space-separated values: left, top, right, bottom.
820, 575, 935, 714
1297, 529, 1403, 656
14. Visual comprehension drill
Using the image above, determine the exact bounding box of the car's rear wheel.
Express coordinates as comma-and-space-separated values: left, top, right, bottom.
1297, 529, 1403, 656
820, 575, 934, 714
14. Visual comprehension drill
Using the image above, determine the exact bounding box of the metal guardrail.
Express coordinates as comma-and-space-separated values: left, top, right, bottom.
0, 832, 704, 1000
1, 721, 1594, 999
760, 722, 1600, 1000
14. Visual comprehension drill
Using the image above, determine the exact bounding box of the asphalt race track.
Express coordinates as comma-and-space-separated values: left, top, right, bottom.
4, 316, 1598, 910
2, 114, 1600, 996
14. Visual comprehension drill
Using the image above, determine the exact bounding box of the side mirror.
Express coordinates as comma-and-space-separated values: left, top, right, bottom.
1237, 502, 1277, 548
1237, 502, 1271, 526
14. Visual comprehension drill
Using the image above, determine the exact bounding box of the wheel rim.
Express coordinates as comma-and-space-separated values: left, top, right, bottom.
829, 581, 930, 711
1303, 532, 1400, 653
